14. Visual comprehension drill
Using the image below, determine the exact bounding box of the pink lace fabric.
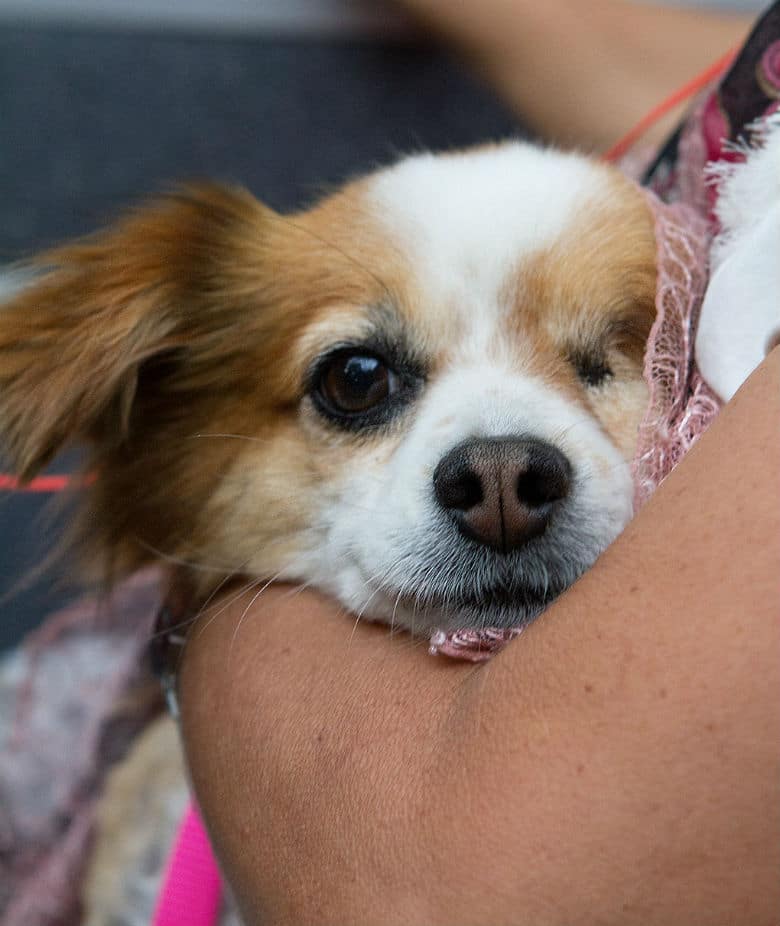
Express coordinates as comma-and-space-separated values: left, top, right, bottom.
428, 626, 522, 661
632, 194, 720, 509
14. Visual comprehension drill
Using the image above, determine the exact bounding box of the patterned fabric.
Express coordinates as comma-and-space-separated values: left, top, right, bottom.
0, 572, 162, 926
631, 196, 719, 509
644, 0, 780, 207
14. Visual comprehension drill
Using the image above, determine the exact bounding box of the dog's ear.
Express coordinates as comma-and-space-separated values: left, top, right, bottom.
0, 185, 269, 480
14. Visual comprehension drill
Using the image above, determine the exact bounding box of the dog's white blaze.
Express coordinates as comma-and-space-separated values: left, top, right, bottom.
369, 144, 613, 336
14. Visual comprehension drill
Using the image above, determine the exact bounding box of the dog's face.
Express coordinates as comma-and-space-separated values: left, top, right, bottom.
0, 143, 656, 632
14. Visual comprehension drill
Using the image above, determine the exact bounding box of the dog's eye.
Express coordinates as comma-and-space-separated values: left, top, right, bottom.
570, 351, 613, 388
317, 351, 396, 415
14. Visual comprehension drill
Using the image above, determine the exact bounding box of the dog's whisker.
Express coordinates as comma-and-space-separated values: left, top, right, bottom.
146, 573, 257, 645
277, 579, 315, 601
390, 587, 403, 638
348, 569, 393, 646
194, 577, 270, 643
152, 562, 308, 650
346, 554, 416, 647
187, 555, 261, 625
549, 415, 609, 446
226, 583, 270, 661
227, 569, 291, 659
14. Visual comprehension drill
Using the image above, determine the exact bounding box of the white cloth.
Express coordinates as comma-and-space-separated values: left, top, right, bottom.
696, 114, 780, 401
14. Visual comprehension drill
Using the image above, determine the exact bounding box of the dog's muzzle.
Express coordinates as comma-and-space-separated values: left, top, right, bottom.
433, 436, 571, 553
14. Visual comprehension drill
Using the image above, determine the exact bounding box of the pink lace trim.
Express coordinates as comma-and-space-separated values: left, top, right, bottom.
632, 193, 721, 508
428, 626, 521, 662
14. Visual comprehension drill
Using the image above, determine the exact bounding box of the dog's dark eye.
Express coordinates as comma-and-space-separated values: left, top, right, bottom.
571, 351, 613, 388
317, 351, 396, 416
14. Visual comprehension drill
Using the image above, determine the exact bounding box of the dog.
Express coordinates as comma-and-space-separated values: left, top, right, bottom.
0, 141, 656, 634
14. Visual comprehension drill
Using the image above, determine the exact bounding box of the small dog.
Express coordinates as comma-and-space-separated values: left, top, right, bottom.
0, 141, 656, 633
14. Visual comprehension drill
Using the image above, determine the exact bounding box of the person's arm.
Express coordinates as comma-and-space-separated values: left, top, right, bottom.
179, 347, 779, 926
395, 0, 752, 150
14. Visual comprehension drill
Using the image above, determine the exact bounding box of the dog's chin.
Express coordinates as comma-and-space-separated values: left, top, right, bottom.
334, 521, 615, 635
361, 578, 565, 635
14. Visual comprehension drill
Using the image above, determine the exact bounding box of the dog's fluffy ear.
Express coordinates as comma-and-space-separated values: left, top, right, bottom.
0, 185, 268, 480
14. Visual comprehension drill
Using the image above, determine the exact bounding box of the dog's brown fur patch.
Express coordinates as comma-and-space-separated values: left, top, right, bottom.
503, 178, 658, 456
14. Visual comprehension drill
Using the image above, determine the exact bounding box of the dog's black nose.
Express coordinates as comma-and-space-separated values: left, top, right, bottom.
433, 437, 571, 552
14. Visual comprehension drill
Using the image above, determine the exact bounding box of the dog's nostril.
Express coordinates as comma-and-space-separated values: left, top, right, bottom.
433, 458, 483, 511
516, 445, 571, 508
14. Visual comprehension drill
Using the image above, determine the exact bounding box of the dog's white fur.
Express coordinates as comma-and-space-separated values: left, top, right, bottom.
369, 145, 614, 297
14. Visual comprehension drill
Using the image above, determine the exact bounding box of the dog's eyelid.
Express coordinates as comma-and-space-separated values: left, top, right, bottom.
304, 335, 425, 389
604, 312, 654, 350
565, 341, 613, 388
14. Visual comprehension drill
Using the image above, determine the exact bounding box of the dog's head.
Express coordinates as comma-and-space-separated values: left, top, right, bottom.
0, 143, 656, 631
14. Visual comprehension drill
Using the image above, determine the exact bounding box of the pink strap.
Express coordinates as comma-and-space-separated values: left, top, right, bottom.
152, 800, 222, 926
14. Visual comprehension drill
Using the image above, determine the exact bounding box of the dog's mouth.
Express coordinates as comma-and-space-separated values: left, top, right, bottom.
386, 578, 560, 631
342, 512, 616, 633
454, 582, 555, 612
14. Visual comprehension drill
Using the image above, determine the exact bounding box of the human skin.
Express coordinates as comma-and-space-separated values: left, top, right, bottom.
395, 0, 752, 150
179, 348, 780, 925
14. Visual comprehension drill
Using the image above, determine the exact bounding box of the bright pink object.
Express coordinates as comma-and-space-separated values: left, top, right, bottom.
152, 802, 222, 926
